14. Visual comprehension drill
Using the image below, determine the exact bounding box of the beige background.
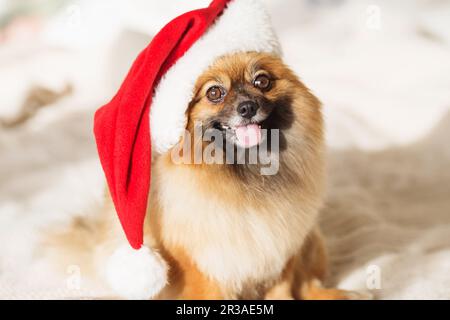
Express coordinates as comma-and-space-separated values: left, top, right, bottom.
0, 0, 449, 299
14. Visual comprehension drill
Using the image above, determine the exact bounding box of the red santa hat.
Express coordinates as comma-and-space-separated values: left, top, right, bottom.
94, 0, 280, 299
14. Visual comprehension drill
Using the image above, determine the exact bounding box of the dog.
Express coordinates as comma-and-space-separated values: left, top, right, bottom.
47, 51, 368, 300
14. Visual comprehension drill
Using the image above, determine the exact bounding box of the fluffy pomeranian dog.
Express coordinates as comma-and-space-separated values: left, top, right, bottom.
47, 51, 368, 300
154, 52, 326, 299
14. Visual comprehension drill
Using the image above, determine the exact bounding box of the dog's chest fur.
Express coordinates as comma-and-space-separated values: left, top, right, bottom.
156, 165, 320, 296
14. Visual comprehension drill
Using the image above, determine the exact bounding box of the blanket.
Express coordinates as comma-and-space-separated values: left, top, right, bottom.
0, 0, 449, 299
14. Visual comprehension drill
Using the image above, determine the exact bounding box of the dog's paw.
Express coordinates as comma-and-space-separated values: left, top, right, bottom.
342, 290, 374, 300
304, 288, 374, 300
301, 280, 374, 300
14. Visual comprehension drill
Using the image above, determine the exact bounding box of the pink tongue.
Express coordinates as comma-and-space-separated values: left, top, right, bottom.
235, 124, 262, 148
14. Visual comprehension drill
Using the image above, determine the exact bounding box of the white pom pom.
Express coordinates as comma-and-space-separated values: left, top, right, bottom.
105, 245, 168, 300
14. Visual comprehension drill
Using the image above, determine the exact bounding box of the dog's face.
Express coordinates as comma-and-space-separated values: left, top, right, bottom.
164, 51, 323, 200
176, 51, 323, 178
187, 52, 299, 150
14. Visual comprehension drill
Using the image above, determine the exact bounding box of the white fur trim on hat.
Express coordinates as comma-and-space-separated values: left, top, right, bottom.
105, 245, 168, 300
150, 0, 281, 154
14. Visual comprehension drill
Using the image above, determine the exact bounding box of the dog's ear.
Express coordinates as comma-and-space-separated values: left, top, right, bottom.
186, 95, 201, 119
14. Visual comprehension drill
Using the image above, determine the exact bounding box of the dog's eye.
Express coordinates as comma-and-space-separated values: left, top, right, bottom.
206, 86, 225, 103
253, 74, 272, 91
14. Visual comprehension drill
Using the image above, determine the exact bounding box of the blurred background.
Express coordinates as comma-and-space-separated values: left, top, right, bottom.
0, 0, 449, 299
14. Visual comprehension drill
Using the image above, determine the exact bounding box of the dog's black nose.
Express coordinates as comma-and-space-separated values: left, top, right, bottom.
237, 101, 259, 119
